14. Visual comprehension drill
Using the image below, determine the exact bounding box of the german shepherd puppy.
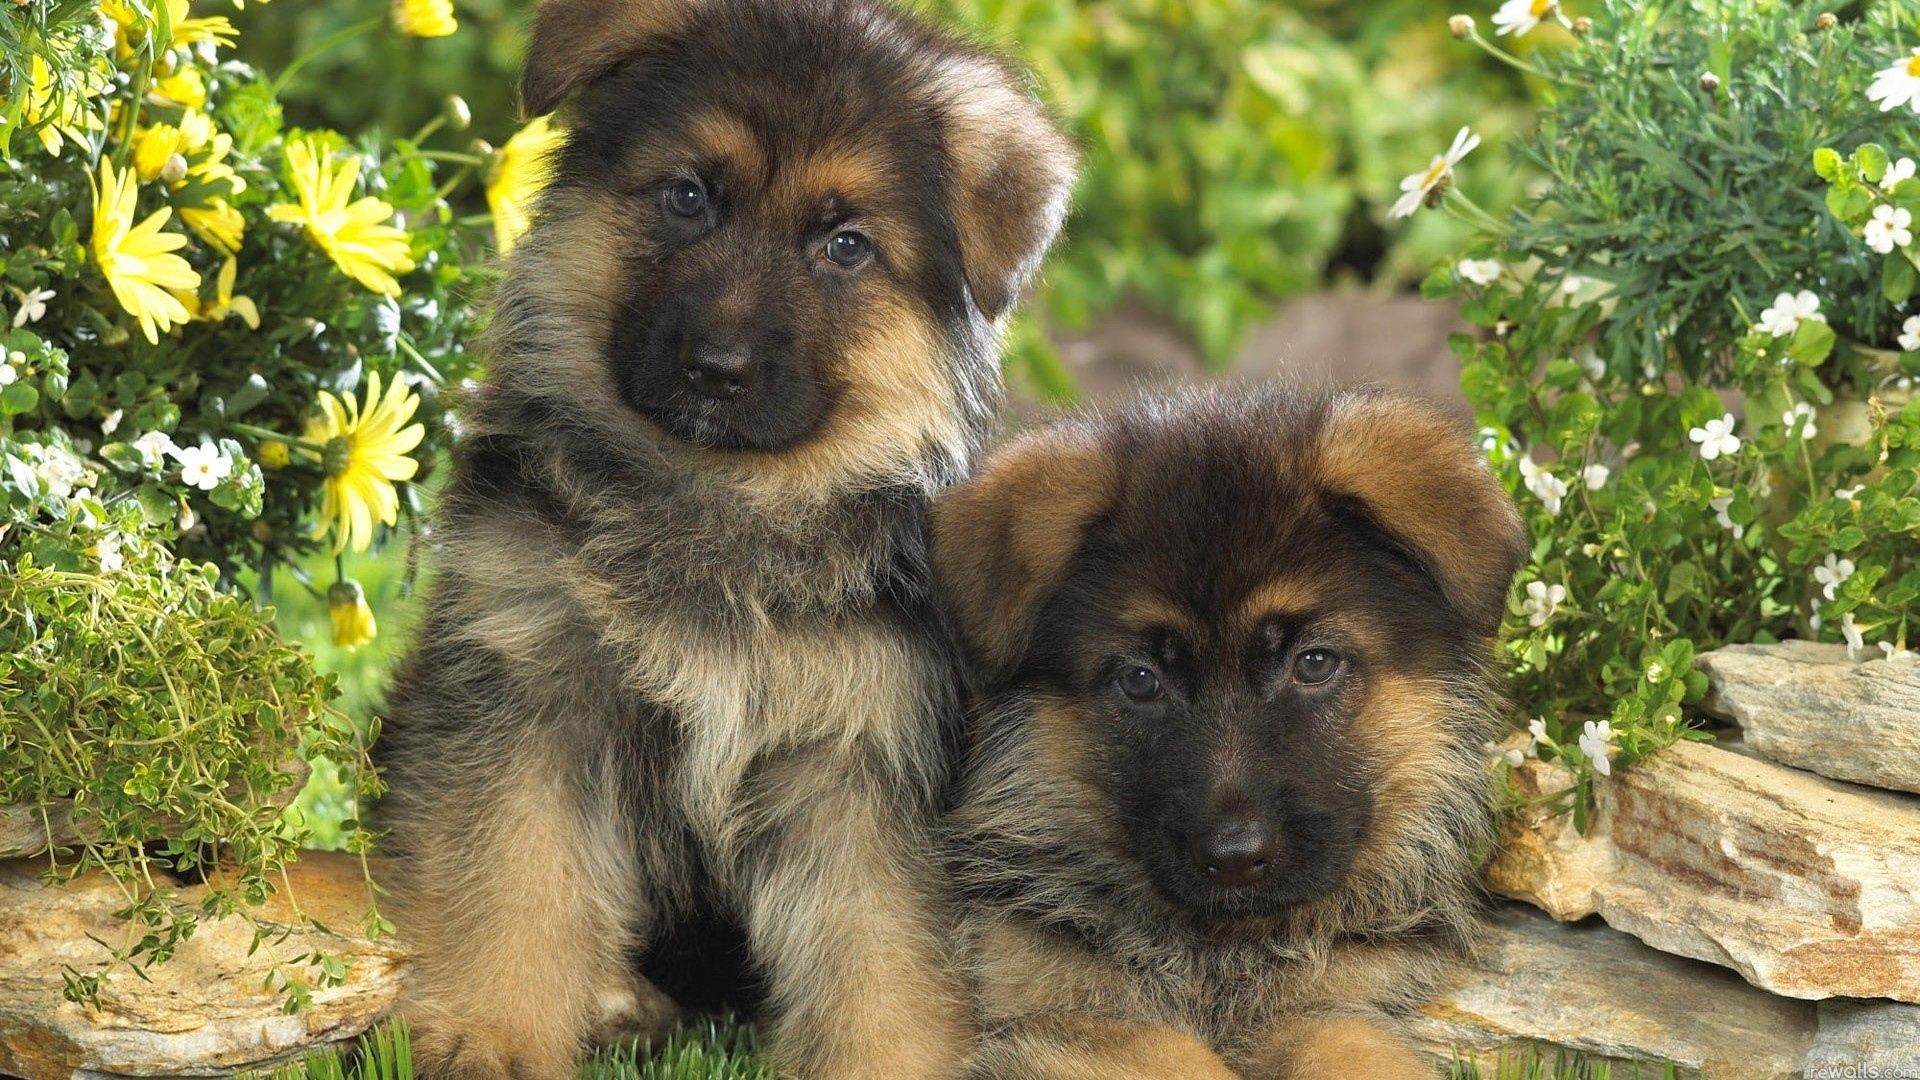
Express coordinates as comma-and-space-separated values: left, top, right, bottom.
375, 0, 1074, 1076
933, 387, 1526, 1079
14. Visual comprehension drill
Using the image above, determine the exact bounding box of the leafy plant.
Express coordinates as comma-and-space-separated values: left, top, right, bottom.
1410, 0, 1920, 816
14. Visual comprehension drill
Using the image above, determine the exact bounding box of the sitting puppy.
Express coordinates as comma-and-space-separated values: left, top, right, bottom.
933, 387, 1527, 1079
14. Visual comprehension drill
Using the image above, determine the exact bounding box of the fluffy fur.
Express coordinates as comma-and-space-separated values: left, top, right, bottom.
375, 1, 1074, 1076
933, 386, 1528, 1079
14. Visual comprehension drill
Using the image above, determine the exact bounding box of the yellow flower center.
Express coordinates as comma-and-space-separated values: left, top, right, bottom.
322, 434, 354, 478
1531, 0, 1555, 16
1908, 54, 1920, 78
1422, 161, 1450, 188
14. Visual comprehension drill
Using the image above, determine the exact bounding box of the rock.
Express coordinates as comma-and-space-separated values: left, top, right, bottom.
1234, 294, 1472, 417
1697, 641, 1920, 795
1488, 739, 1920, 1003
1410, 902, 1816, 1078
1804, 1000, 1920, 1077
0, 851, 402, 1080
1, 760, 311, 860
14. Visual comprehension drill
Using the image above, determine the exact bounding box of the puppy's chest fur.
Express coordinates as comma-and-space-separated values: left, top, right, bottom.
439, 436, 947, 852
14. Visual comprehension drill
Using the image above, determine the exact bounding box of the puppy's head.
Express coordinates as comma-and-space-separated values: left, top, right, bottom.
935, 388, 1526, 926
496, 0, 1075, 490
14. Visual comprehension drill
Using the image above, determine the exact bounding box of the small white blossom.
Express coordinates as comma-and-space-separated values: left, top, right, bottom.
130, 430, 179, 468
176, 443, 232, 492
1581, 463, 1610, 490
1493, 0, 1565, 38
1863, 204, 1914, 255
1899, 316, 1920, 353
1841, 613, 1865, 660
1710, 496, 1745, 541
1528, 717, 1551, 746
1560, 274, 1586, 295
101, 409, 123, 437
1810, 609, 1823, 632
1517, 456, 1569, 514
1577, 352, 1606, 382
33, 446, 85, 499
1756, 290, 1825, 338
1523, 580, 1567, 627
1879, 641, 1915, 664
93, 532, 124, 573
1887, 157, 1918, 190
1391, 127, 1481, 219
1866, 48, 1920, 115
0, 363, 15, 387
1579, 720, 1615, 777
1457, 258, 1503, 286
1815, 553, 1855, 601
11, 287, 53, 328
1782, 402, 1818, 440
1689, 413, 1743, 461
1646, 661, 1666, 682
1836, 485, 1865, 501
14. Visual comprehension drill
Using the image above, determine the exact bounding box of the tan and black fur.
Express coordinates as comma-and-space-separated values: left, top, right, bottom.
933, 387, 1527, 1079
375, 1, 1074, 1076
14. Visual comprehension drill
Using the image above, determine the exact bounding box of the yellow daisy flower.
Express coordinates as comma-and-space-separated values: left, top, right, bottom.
305, 371, 425, 552
133, 123, 188, 181
269, 136, 416, 296
327, 578, 378, 649
487, 115, 565, 255
182, 198, 245, 254
15, 55, 104, 157
179, 257, 259, 328
89, 159, 201, 345
152, 68, 207, 109
392, 0, 458, 38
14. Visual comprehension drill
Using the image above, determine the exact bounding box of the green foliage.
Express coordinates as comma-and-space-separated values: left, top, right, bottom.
1422, 0, 1920, 808
255, 1020, 773, 1080
1450, 1048, 1682, 1080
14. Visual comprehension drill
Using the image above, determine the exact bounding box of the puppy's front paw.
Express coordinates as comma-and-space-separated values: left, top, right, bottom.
408, 1015, 580, 1080
587, 973, 684, 1050
1259, 1016, 1435, 1080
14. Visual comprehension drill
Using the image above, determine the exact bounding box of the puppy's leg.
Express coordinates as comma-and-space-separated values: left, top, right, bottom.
1242, 1015, 1433, 1080
738, 753, 972, 1079
969, 1015, 1242, 1080
390, 738, 644, 1080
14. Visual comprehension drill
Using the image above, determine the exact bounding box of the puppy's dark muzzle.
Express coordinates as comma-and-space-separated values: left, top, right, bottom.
683, 342, 755, 402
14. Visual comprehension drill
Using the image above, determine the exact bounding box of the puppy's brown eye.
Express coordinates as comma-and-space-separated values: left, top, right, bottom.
1117, 666, 1163, 702
666, 179, 707, 217
1292, 649, 1341, 685
825, 230, 872, 268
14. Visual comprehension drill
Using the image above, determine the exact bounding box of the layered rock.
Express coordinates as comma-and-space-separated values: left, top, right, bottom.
1489, 739, 1920, 1003
1411, 902, 1816, 1078
1698, 642, 1920, 794
0, 851, 401, 1080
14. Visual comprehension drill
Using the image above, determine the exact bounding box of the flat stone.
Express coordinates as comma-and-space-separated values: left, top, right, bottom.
0, 851, 402, 1080
1698, 641, 1920, 795
1805, 1000, 1920, 1077
1410, 902, 1816, 1078
1488, 739, 1920, 1003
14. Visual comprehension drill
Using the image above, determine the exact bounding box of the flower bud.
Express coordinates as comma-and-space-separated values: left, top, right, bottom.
1699, 72, 1720, 94
328, 579, 379, 650
1571, 15, 1593, 34
443, 95, 472, 131
159, 152, 189, 185
1448, 14, 1474, 38
257, 440, 291, 471
1815, 12, 1836, 30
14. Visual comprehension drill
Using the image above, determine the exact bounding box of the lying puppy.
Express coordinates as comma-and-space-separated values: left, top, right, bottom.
376, 0, 1074, 1076
933, 386, 1527, 1079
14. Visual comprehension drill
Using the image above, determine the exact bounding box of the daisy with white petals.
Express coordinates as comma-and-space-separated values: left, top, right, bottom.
1391, 127, 1480, 219
1864, 204, 1913, 255
1493, 0, 1566, 38
175, 443, 231, 492
1689, 413, 1742, 461
1866, 48, 1920, 115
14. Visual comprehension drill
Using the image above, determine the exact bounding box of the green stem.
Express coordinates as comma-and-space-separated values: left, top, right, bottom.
1463, 28, 1576, 84
407, 115, 447, 147
271, 18, 383, 96
227, 421, 325, 455
1445, 188, 1509, 236
416, 149, 487, 166
395, 335, 445, 383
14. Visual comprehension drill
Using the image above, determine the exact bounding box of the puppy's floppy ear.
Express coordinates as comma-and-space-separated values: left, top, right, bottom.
520, 0, 697, 117
932, 425, 1116, 687
934, 56, 1079, 319
1315, 391, 1528, 638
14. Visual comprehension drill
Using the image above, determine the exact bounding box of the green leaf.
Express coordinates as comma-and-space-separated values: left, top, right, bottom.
1855, 143, 1890, 184
1787, 318, 1835, 368
0, 382, 39, 415
1812, 147, 1843, 181
1885, 252, 1918, 304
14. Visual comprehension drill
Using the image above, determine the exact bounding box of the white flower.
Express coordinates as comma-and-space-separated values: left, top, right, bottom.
1577, 351, 1606, 382
1578, 720, 1615, 777
1887, 157, 1918, 190
1836, 485, 1865, 501
1458, 258, 1503, 286
33, 446, 85, 499
175, 443, 232, 491
1815, 553, 1855, 601
1493, 0, 1564, 38
0, 363, 15, 387
1523, 580, 1567, 627
1866, 48, 1920, 115
1560, 274, 1586, 295
1646, 661, 1665, 682
1756, 290, 1824, 338
1709, 495, 1745, 541
1391, 127, 1480, 219
1899, 316, 1920, 353
1879, 641, 1915, 664
101, 409, 123, 437
1782, 401, 1818, 440
129, 430, 179, 469
1841, 613, 1865, 660
12, 287, 53, 328
1863, 204, 1914, 255
1689, 413, 1742, 461
93, 532, 124, 573
1528, 717, 1551, 746
1581, 463, 1610, 490
1517, 456, 1568, 514
1810, 609, 1823, 632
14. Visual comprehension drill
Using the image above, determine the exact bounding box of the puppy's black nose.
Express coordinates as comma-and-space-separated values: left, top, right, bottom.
683, 344, 755, 401
1192, 817, 1276, 888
